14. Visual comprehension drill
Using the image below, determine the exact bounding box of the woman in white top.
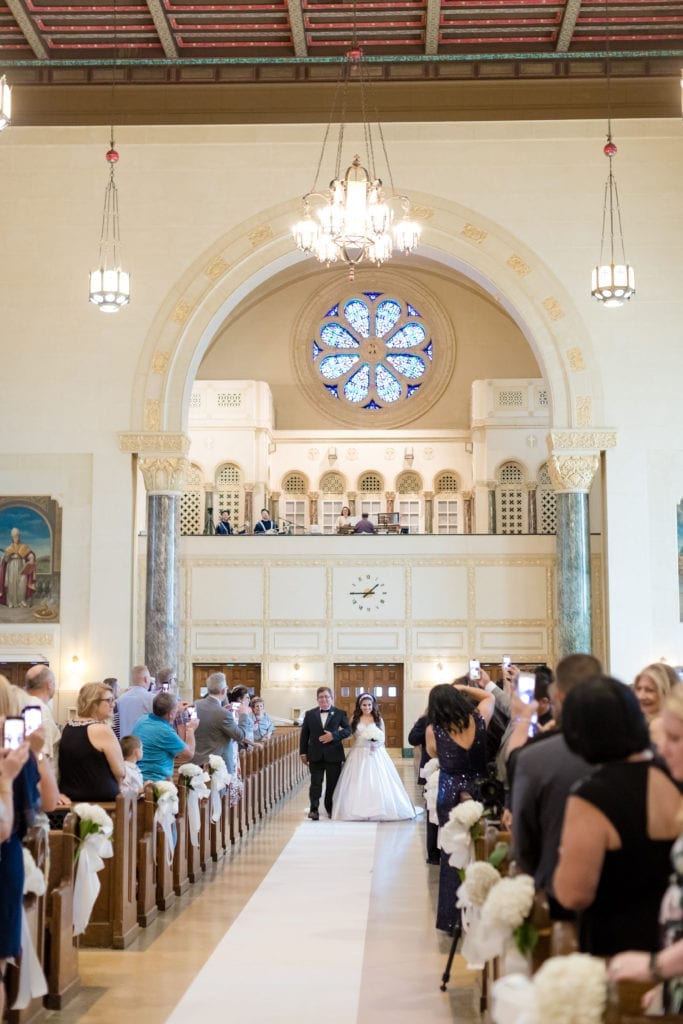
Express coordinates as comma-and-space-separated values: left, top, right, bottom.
332, 693, 418, 821
336, 506, 354, 534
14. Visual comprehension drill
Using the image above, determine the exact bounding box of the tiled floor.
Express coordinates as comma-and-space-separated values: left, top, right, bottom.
46, 763, 480, 1024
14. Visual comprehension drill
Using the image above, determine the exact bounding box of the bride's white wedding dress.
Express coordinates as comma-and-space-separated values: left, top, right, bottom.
331, 721, 419, 821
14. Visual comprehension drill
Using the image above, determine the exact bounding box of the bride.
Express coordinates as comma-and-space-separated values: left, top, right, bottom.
332, 693, 418, 821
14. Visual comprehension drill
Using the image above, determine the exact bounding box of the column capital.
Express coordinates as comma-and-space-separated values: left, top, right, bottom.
139, 456, 188, 494
385, 491, 396, 500
547, 454, 599, 493
547, 429, 617, 454
118, 431, 191, 455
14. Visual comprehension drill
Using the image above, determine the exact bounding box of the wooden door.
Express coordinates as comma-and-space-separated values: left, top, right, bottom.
192, 663, 261, 701
334, 663, 404, 750
0, 660, 48, 688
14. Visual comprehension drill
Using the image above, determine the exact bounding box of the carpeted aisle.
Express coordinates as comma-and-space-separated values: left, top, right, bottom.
166, 822, 378, 1024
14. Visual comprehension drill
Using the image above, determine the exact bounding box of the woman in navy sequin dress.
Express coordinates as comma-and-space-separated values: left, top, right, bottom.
426, 683, 494, 932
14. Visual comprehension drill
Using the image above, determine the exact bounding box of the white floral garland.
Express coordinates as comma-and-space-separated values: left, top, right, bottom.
72, 802, 114, 936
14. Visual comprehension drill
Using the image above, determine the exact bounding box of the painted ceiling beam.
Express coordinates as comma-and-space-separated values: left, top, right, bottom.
556, 0, 582, 53
145, 0, 179, 60
3, 0, 47, 60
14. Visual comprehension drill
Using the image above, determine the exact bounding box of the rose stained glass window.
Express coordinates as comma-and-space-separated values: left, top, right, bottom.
311, 293, 433, 410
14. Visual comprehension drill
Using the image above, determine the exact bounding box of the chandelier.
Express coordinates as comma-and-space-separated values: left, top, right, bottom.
293, 45, 420, 278
88, 133, 130, 312
590, 0, 635, 307
0, 75, 11, 131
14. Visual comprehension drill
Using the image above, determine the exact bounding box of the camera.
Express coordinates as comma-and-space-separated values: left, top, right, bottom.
475, 765, 506, 818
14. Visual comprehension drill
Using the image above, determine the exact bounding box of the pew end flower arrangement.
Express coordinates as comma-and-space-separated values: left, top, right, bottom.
208, 755, 230, 822
492, 953, 607, 1024
72, 803, 114, 936
179, 763, 210, 847
152, 780, 179, 863
439, 799, 487, 869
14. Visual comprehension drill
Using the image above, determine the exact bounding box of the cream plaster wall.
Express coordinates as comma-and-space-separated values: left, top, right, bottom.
0, 117, 680, 709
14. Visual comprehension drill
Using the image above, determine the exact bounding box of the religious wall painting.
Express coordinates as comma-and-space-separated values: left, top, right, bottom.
678, 500, 683, 623
0, 498, 61, 624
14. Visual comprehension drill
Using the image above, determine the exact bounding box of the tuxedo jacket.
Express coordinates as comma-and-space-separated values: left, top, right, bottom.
299, 706, 351, 763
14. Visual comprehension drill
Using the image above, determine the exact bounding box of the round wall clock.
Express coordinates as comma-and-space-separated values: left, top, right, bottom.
348, 573, 388, 612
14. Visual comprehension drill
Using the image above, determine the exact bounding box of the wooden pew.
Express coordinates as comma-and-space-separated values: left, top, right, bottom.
605, 980, 682, 1024
172, 784, 190, 896
136, 786, 158, 926
198, 789, 212, 872
80, 793, 140, 950
44, 814, 80, 1010
5, 826, 48, 1024
183, 783, 202, 884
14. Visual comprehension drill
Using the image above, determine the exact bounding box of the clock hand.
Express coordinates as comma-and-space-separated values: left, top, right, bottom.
364, 584, 378, 596
350, 591, 372, 595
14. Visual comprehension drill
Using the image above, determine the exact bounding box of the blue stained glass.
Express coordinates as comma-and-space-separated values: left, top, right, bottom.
375, 363, 402, 403
385, 323, 426, 349
406, 385, 420, 398
320, 354, 359, 380
312, 341, 322, 361
325, 385, 339, 399
324, 304, 339, 317
386, 354, 426, 380
364, 292, 382, 301
423, 340, 433, 361
407, 303, 422, 317
321, 323, 360, 348
364, 400, 382, 410
344, 299, 370, 338
375, 299, 402, 338
344, 363, 370, 403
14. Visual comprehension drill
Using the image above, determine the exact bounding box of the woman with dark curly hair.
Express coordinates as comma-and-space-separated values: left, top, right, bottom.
425, 681, 494, 932
332, 693, 417, 821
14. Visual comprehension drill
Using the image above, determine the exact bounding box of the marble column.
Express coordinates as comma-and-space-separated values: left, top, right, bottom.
462, 492, 472, 535
424, 491, 433, 534
348, 491, 357, 517
203, 482, 214, 535
309, 491, 318, 526
548, 453, 599, 659
386, 491, 395, 515
244, 486, 254, 533
526, 484, 538, 535
140, 456, 187, 680
487, 486, 497, 534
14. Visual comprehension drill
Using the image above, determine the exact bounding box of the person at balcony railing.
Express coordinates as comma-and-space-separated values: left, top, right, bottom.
336, 506, 355, 534
215, 511, 233, 536
353, 512, 377, 535
254, 509, 277, 534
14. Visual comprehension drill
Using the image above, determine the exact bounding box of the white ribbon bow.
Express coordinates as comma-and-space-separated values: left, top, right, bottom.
210, 768, 230, 823
154, 792, 178, 865
11, 849, 48, 1010
73, 831, 113, 936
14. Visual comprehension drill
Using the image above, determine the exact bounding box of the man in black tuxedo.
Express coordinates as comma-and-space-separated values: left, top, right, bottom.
299, 686, 351, 820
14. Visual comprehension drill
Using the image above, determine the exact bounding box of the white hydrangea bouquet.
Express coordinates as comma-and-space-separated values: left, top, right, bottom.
153, 780, 179, 863
72, 803, 114, 936
421, 757, 440, 824
439, 799, 485, 869
179, 764, 211, 847
208, 754, 231, 823
464, 873, 537, 969
357, 722, 384, 752
492, 954, 607, 1024
458, 860, 502, 969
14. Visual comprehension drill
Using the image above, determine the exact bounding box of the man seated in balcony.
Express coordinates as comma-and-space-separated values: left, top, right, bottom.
353, 512, 377, 535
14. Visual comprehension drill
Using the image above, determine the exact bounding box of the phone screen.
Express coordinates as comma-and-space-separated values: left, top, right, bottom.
3, 716, 25, 749
22, 705, 43, 736
161, 683, 170, 692
468, 659, 481, 681
502, 656, 511, 668
188, 706, 197, 720
517, 673, 535, 703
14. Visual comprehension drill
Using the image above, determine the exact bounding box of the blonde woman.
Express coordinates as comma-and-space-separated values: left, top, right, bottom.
634, 663, 679, 748
609, 684, 683, 1011
58, 681, 125, 802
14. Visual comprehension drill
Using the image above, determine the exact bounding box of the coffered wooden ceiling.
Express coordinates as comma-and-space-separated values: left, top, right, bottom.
1, 0, 681, 123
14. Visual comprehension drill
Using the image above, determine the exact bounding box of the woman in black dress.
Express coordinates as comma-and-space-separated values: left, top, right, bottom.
426, 682, 494, 932
553, 675, 682, 957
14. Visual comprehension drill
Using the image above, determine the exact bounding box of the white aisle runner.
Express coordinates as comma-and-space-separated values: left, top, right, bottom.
166, 821, 378, 1024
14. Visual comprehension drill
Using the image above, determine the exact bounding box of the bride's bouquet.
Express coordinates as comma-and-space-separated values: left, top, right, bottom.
357, 722, 384, 751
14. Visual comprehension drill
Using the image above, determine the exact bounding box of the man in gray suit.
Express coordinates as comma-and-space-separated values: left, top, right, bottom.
192, 671, 246, 772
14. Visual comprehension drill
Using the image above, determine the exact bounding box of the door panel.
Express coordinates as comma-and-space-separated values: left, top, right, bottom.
192, 663, 261, 701
334, 663, 404, 749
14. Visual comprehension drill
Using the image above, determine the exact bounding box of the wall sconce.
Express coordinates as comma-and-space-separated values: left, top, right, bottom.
404, 446, 414, 464
69, 655, 84, 680
292, 662, 301, 681
328, 446, 337, 462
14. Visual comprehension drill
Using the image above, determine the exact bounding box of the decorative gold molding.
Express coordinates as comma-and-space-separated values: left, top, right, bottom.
152, 351, 170, 375
576, 395, 592, 427
144, 400, 161, 431
542, 296, 565, 321
461, 222, 488, 243
566, 346, 585, 371
248, 225, 274, 248
507, 255, 531, 277
548, 454, 599, 492
118, 432, 191, 455
139, 456, 189, 493
0, 632, 55, 647
204, 256, 229, 281
171, 300, 193, 325
548, 430, 617, 452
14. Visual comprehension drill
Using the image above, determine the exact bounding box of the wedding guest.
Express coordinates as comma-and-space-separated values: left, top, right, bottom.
215, 511, 233, 535
408, 708, 440, 864
353, 512, 377, 535
251, 696, 275, 742
426, 682, 494, 932
254, 509, 277, 534
609, 685, 683, 1010
103, 677, 120, 738
336, 506, 354, 533
553, 675, 682, 957
193, 673, 246, 773
59, 682, 125, 801
24, 664, 61, 763
119, 735, 144, 796
117, 665, 154, 738
633, 662, 678, 748
133, 691, 198, 782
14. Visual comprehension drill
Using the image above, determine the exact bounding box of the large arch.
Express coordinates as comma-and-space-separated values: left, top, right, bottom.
129, 190, 603, 436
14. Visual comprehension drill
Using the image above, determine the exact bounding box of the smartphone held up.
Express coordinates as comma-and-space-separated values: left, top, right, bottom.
22, 705, 43, 736
468, 659, 481, 682
3, 716, 25, 750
